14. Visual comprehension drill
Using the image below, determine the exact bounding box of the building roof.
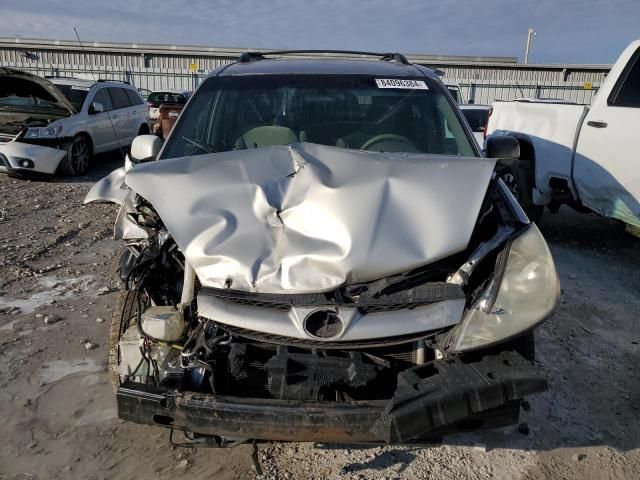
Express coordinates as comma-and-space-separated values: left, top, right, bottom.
0, 36, 521, 65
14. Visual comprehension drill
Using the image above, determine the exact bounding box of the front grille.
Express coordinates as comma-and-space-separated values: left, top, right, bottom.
213, 321, 444, 349
200, 282, 464, 314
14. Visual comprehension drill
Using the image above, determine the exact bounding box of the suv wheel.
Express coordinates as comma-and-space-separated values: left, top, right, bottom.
60, 135, 91, 176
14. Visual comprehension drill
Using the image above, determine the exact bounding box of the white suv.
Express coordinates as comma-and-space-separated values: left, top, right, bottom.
0, 69, 150, 176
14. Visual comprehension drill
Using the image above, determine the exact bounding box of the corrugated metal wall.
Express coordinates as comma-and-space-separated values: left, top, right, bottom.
0, 41, 609, 104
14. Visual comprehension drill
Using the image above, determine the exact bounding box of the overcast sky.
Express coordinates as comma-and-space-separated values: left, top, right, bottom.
1, 0, 638, 64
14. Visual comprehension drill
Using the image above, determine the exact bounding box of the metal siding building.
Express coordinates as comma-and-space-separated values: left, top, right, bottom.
0, 37, 611, 104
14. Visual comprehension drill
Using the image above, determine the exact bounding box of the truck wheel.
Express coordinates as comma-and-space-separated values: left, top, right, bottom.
496, 161, 544, 223
59, 135, 91, 176
109, 290, 149, 392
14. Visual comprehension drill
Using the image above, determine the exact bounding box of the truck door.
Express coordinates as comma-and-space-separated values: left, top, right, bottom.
574, 45, 640, 228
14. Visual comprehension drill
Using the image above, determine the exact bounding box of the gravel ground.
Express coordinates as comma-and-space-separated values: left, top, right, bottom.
0, 156, 639, 479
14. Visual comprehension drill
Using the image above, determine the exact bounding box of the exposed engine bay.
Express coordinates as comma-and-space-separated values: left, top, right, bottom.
88, 145, 558, 444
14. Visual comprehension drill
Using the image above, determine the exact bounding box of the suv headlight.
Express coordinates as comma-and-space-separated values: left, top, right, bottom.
24, 125, 63, 139
449, 224, 560, 352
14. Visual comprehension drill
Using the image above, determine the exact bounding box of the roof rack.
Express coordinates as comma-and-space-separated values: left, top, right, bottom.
96, 78, 130, 84
44, 75, 83, 79
238, 50, 410, 65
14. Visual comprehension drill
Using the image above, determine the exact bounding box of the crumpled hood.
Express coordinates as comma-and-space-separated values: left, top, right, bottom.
0, 67, 76, 115
125, 143, 495, 294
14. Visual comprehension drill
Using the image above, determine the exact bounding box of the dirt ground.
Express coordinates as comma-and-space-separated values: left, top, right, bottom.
0, 155, 639, 480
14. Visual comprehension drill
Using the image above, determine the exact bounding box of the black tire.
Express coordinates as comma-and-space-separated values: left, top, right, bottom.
138, 123, 150, 135
60, 135, 91, 176
496, 160, 544, 223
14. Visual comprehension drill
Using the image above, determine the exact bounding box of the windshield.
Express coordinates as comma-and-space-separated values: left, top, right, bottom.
161, 75, 476, 160
54, 84, 89, 111
462, 108, 490, 132
0, 77, 66, 111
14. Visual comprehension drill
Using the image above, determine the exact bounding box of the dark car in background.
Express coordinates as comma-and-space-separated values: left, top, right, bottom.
460, 104, 492, 148
146, 91, 189, 121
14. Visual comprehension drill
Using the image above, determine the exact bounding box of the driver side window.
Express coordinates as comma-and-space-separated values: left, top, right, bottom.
92, 89, 113, 112
609, 48, 640, 108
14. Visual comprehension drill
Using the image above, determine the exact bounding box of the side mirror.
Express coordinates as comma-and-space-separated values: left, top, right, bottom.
89, 102, 104, 114
485, 135, 520, 159
130, 135, 162, 164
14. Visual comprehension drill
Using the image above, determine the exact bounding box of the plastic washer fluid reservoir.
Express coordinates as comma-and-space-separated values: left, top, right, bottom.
141, 306, 185, 342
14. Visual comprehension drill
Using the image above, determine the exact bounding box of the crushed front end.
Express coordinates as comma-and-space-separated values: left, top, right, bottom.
90, 144, 559, 445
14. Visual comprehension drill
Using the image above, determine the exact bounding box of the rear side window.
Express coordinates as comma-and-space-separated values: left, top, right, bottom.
609, 48, 640, 107
93, 88, 113, 111
109, 88, 130, 109
125, 89, 144, 106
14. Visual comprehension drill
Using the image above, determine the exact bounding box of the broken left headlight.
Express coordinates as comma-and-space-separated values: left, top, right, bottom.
449, 223, 560, 352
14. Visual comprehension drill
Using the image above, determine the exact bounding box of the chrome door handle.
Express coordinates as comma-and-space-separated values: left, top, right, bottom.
587, 120, 607, 128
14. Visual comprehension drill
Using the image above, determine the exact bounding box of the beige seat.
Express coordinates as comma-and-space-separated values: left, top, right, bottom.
235, 126, 299, 149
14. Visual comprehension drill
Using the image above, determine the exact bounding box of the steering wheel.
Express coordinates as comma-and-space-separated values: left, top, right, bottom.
359, 134, 418, 152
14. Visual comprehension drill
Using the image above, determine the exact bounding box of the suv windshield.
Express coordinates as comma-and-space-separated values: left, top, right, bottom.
161, 75, 476, 159
54, 84, 90, 111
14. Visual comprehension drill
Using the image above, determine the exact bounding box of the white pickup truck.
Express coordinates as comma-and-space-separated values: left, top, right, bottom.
487, 40, 640, 228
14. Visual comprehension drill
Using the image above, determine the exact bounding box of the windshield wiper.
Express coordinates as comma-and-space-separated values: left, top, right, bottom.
182, 136, 217, 154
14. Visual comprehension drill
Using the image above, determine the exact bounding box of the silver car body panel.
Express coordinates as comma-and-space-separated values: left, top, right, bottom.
198, 294, 466, 341
125, 143, 495, 294
113, 203, 149, 241
0, 141, 67, 175
84, 167, 129, 205
84, 167, 149, 240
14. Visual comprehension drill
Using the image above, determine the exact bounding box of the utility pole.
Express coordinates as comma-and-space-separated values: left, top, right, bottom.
524, 28, 536, 64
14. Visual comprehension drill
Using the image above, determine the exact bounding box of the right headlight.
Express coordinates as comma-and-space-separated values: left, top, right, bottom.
449, 224, 560, 352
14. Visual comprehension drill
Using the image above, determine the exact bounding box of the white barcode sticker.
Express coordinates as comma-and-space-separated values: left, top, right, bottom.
375, 79, 429, 90
71, 85, 90, 91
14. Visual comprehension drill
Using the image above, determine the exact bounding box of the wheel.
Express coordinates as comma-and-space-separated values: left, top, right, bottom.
60, 135, 91, 176
108, 290, 149, 392
138, 123, 150, 135
496, 160, 544, 223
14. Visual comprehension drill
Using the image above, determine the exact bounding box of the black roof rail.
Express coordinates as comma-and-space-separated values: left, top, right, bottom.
97, 78, 130, 84
238, 50, 410, 65
44, 75, 82, 79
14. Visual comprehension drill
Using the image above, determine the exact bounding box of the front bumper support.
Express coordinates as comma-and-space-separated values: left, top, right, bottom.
116, 351, 546, 443
372, 351, 547, 442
